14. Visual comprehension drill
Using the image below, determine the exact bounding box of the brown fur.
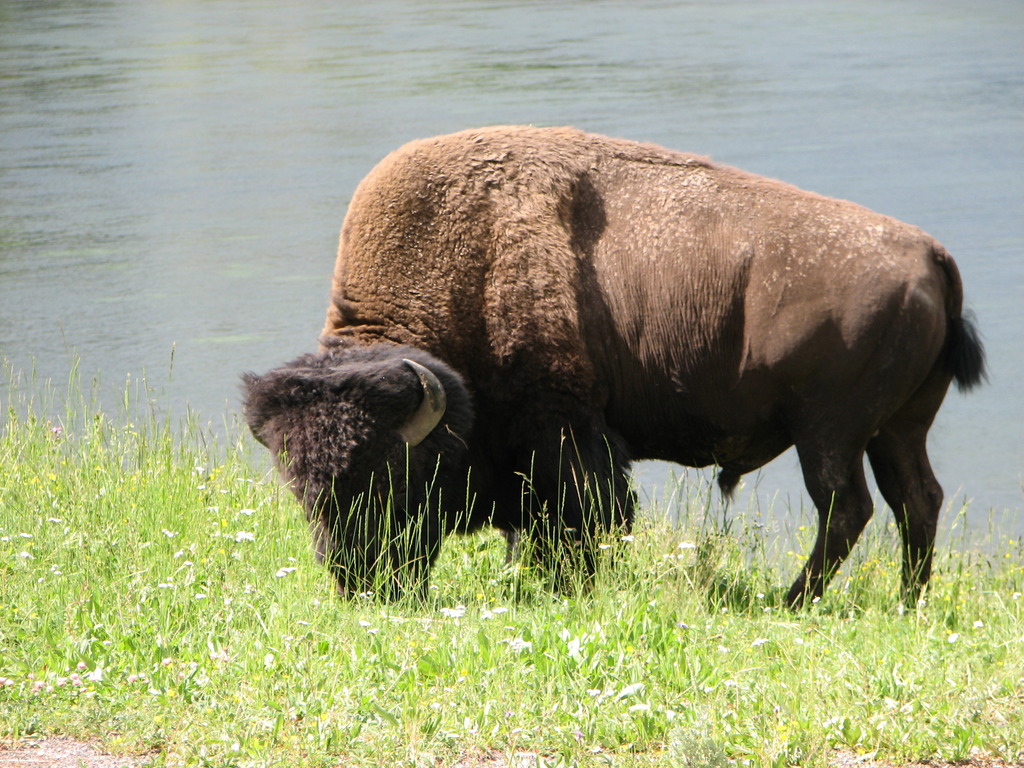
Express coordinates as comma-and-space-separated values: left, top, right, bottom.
251, 126, 984, 605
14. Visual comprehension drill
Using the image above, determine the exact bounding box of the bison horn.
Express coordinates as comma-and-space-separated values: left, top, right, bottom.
398, 358, 447, 446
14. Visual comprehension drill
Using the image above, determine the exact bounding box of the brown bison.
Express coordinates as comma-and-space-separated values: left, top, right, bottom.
243, 126, 985, 606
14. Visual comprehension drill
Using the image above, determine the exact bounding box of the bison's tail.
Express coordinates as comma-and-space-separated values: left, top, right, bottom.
946, 310, 986, 392
933, 245, 987, 392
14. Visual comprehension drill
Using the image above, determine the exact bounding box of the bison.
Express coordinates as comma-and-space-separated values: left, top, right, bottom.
243, 125, 985, 606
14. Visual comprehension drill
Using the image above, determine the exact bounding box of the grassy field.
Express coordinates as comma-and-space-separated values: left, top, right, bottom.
1, 372, 1022, 767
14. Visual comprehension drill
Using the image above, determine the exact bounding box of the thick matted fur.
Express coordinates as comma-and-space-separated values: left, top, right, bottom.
246, 126, 985, 604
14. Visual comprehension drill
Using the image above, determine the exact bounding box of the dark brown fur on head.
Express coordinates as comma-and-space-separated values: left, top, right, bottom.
242, 343, 474, 598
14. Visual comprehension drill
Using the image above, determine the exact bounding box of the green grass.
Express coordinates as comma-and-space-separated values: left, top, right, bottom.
1, 370, 1023, 767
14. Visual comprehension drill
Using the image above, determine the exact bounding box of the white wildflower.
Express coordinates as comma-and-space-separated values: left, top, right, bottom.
209, 648, 233, 664
616, 682, 645, 699
507, 637, 532, 653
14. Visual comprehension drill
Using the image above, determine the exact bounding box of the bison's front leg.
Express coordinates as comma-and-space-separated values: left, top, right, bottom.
518, 421, 634, 588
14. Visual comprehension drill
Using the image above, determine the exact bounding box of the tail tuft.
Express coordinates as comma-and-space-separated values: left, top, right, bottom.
947, 310, 987, 392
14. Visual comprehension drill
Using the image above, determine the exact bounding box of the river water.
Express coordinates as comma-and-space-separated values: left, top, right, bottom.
1, 1, 1021, 537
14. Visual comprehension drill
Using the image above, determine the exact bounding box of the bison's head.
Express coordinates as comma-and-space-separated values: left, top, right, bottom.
242, 344, 474, 599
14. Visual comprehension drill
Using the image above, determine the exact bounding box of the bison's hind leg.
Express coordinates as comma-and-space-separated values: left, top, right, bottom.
787, 433, 875, 608
865, 361, 952, 605
866, 425, 942, 605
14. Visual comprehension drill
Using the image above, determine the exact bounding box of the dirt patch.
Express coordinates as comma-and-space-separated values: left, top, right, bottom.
0, 738, 153, 768
828, 752, 1024, 768
1, 739, 1021, 767
448, 751, 1024, 767
448, 751, 544, 767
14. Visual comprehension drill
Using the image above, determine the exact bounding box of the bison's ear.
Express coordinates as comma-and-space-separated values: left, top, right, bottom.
397, 358, 447, 446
